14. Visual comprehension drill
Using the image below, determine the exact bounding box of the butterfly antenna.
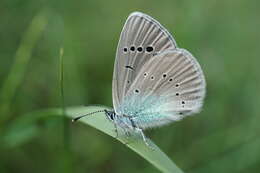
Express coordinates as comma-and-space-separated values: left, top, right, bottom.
72, 109, 106, 122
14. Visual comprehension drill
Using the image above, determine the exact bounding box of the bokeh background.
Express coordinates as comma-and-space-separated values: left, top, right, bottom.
0, 0, 260, 173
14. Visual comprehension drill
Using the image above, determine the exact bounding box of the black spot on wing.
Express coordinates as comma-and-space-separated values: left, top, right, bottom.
125, 65, 134, 70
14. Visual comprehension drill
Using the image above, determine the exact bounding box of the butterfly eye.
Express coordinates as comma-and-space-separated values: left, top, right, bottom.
176, 93, 179, 96
127, 80, 130, 84
175, 83, 180, 87
169, 78, 173, 82
130, 46, 135, 51
123, 47, 128, 52
144, 73, 147, 77
146, 46, 154, 52
135, 89, 140, 93
137, 47, 143, 52
150, 76, 154, 80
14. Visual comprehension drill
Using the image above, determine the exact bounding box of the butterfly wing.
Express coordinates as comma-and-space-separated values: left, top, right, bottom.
117, 49, 206, 129
112, 12, 177, 113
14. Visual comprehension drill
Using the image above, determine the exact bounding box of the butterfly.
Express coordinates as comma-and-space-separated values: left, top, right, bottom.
73, 12, 206, 147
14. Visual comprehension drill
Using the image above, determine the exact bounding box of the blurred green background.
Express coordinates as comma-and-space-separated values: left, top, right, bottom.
0, 0, 260, 172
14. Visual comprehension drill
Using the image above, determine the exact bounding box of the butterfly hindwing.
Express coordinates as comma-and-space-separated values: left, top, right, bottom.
118, 49, 206, 129
112, 12, 177, 113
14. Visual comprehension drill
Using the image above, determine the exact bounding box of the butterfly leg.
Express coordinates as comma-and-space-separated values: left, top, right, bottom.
123, 129, 131, 138
135, 128, 153, 149
112, 120, 132, 144
112, 123, 131, 145
113, 122, 119, 138
115, 127, 132, 145
113, 118, 130, 138
118, 120, 133, 138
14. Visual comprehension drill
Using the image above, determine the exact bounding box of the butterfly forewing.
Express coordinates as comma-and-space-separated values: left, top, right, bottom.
113, 12, 177, 113
118, 49, 206, 129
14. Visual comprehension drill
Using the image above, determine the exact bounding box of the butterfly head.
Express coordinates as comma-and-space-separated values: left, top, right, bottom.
104, 110, 116, 121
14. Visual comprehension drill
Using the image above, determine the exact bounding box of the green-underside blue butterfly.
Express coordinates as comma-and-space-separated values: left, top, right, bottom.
73, 12, 206, 147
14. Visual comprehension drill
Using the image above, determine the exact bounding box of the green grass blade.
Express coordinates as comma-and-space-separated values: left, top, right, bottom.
0, 11, 48, 125
67, 106, 184, 173
59, 47, 71, 148
3, 106, 184, 173
75, 106, 184, 173
59, 47, 73, 173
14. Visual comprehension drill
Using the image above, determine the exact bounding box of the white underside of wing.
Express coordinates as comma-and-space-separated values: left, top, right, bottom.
111, 12, 206, 129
